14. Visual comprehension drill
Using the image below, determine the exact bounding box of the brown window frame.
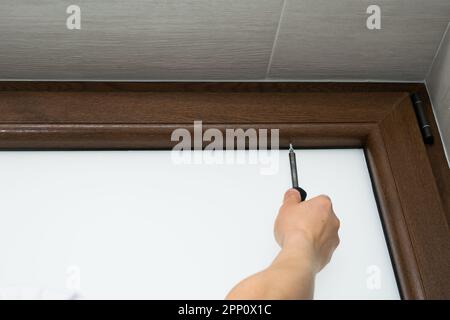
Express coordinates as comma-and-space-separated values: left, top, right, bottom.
0, 82, 448, 299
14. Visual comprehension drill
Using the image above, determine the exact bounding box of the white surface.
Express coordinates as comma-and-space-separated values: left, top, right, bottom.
0, 150, 399, 299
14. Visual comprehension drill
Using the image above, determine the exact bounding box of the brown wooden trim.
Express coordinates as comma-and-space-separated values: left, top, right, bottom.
365, 127, 426, 299
0, 81, 429, 92
0, 82, 448, 299
0, 123, 371, 149
377, 97, 450, 298
5, 81, 446, 220
0, 91, 402, 124
415, 86, 450, 225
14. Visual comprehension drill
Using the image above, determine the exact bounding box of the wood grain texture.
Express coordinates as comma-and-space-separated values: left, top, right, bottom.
416, 87, 450, 224
0, 81, 448, 299
379, 96, 450, 298
0, 123, 371, 150
0, 0, 282, 80
0, 91, 403, 124
365, 128, 425, 299
269, 0, 450, 80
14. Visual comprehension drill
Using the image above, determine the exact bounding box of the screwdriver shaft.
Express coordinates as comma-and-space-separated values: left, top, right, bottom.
289, 143, 299, 188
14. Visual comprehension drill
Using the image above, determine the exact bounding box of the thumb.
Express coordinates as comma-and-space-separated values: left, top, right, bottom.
283, 188, 301, 206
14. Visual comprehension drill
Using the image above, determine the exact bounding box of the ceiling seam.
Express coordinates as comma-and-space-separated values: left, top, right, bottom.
265, 0, 287, 79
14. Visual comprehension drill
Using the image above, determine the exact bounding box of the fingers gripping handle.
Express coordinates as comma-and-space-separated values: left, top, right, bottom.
294, 186, 307, 202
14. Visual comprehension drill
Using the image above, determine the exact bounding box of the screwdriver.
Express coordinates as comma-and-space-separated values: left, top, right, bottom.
289, 144, 307, 201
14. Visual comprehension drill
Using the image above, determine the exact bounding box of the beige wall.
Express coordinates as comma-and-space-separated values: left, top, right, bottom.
427, 23, 450, 166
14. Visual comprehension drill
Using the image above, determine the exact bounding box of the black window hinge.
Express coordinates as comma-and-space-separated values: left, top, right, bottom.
410, 93, 434, 145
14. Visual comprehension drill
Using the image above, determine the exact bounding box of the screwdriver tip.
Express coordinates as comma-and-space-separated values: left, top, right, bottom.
289, 143, 294, 152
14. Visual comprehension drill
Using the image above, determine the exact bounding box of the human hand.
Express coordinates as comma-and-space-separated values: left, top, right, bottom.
274, 189, 340, 273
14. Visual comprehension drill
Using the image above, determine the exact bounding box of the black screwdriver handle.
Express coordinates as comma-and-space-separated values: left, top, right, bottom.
289, 145, 307, 202
294, 186, 307, 202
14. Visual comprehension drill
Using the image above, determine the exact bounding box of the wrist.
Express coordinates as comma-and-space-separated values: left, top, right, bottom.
274, 233, 319, 274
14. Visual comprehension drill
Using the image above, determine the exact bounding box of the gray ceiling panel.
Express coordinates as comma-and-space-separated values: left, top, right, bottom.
0, 0, 283, 80
0, 0, 449, 81
269, 0, 450, 81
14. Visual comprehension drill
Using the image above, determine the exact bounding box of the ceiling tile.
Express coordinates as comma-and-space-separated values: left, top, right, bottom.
269, 0, 450, 80
0, 0, 283, 80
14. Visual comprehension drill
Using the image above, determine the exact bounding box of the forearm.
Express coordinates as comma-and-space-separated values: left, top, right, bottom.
226, 190, 340, 300
226, 237, 317, 300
